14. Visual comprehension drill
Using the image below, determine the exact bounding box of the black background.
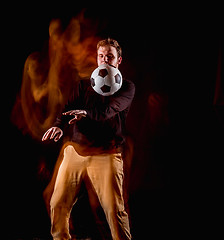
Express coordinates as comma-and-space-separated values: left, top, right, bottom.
4, 3, 223, 239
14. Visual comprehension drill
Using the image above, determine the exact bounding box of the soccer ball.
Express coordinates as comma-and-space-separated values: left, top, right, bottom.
90, 64, 122, 96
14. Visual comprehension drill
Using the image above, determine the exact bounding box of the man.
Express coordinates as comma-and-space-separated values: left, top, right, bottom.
42, 38, 135, 240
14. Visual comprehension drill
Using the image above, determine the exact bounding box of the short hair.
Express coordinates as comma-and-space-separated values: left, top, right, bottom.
97, 38, 122, 58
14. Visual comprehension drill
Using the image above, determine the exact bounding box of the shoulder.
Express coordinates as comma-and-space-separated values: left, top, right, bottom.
123, 78, 135, 88
121, 78, 135, 95
79, 78, 91, 88
77, 79, 93, 95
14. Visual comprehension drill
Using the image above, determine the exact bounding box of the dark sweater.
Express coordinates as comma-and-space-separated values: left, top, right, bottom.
54, 78, 135, 150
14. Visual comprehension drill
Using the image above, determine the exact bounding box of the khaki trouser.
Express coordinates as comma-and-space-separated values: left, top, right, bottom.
50, 144, 131, 240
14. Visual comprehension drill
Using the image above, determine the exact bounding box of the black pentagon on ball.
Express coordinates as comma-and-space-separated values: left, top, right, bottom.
98, 68, 108, 78
90, 77, 95, 87
101, 84, 111, 93
114, 73, 121, 84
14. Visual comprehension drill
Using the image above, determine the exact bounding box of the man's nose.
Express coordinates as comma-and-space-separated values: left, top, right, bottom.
103, 56, 108, 63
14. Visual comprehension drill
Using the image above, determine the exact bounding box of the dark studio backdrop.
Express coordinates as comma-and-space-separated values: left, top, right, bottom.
4, 3, 223, 239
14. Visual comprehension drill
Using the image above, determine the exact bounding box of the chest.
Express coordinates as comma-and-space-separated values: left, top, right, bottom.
83, 86, 110, 108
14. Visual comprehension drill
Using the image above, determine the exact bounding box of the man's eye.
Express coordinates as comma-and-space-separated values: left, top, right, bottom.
107, 55, 114, 59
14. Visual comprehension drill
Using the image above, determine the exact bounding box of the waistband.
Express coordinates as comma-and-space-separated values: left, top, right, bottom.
62, 141, 122, 156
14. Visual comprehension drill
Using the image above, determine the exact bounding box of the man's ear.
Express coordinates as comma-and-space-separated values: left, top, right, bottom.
118, 56, 122, 65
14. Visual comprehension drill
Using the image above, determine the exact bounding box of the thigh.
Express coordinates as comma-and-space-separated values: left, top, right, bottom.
87, 153, 124, 209
50, 144, 87, 208
111, 153, 124, 199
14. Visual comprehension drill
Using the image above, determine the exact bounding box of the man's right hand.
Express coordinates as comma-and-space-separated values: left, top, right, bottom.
42, 127, 63, 142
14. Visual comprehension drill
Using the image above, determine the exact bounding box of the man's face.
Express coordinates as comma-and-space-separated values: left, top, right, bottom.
97, 45, 122, 68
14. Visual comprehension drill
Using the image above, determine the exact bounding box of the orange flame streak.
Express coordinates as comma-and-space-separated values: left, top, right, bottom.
11, 13, 99, 139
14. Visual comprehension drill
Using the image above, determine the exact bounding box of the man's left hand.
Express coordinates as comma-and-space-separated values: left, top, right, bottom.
62, 110, 87, 124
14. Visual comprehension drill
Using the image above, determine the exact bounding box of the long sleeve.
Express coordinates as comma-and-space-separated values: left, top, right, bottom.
52, 78, 135, 149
